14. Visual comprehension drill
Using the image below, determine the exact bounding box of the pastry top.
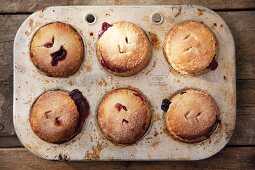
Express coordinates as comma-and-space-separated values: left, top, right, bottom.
96, 21, 152, 76
97, 88, 151, 144
165, 89, 219, 143
30, 90, 79, 144
30, 22, 84, 77
164, 21, 217, 75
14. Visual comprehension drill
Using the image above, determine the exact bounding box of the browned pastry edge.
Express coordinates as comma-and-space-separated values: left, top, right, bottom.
96, 21, 152, 77
97, 87, 152, 145
30, 22, 84, 77
163, 21, 218, 76
30, 89, 80, 144
165, 88, 220, 143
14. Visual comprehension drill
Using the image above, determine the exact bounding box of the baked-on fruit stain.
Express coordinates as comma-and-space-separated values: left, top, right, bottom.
98, 22, 112, 38
161, 99, 171, 112
50, 46, 67, 66
115, 103, 127, 111
206, 57, 218, 70
70, 89, 90, 131
125, 37, 128, 43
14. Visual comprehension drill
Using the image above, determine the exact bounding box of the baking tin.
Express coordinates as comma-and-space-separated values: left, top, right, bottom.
13, 5, 236, 160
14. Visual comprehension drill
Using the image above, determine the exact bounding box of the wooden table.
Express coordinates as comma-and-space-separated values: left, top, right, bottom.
0, 1, 254, 169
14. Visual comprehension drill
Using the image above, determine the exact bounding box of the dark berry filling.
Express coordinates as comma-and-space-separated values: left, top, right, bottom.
44, 43, 53, 48
115, 103, 127, 111
133, 93, 144, 101
98, 22, 112, 38
101, 58, 111, 70
161, 99, 171, 112
50, 46, 67, 66
125, 37, 128, 43
55, 117, 61, 126
206, 57, 218, 71
44, 37, 54, 48
70, 89, 90, 132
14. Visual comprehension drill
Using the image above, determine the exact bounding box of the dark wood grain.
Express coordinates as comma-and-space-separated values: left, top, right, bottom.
0, 0, 255, 13
0, 147, 254, 169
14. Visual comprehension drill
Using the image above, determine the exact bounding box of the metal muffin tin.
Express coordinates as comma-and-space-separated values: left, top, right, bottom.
13, 5, 236, 160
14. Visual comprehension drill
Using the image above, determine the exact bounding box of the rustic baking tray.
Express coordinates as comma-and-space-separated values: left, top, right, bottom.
13, 5, 236, 160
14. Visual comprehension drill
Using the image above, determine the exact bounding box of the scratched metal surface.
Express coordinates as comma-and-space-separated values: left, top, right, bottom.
13, 5, 236, 160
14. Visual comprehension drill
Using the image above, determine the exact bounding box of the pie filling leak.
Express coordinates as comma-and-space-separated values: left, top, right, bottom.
44, 37, 54, 48
161, 99, 171, 112
115, 103, 127, 111
50, 46, 67, 66
206, 57, 218, 71
98, 22, 112, 38
70, 89, 90, 131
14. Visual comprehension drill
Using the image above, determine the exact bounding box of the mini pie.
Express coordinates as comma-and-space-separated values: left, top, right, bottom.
96, 21, 152, 76
30, 22, 84, 77
97, 88, 152, 144
162, 89, 219, 143
30, 89, 89, 144
163, 21, 218, 75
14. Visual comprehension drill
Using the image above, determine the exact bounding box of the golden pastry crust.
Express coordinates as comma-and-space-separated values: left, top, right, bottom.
96, 21, 152, 76
30, 22, 84, 77
165, 89, 219, 143
30, 90, 79, 144
163, 21, 217, 75
97, 88, 152, 144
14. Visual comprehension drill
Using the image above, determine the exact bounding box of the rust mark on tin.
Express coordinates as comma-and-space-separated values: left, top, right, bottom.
97, 79, 108, 86
24, 31, 30, 36
83, 64, 92, 72
23, 99, 32, 104
145, 136, 153, 140
172, 6, 182, 17
145, 60, 156, 75
154, 114, 161, 121
151, 141, 159, 148
58, 153, 70, 161
197, 8, 206, 16
150, 32, 161, 50
84, 142, 104, 160
69, 81, 75, 86
154, 130, 158, 137
25, 19, 42, 36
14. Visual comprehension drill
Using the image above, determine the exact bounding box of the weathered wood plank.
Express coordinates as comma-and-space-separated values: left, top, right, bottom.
0, 12, 254, 145
218, 11, 255, 80
0, 0, 255, 13
0, 147, 254, 169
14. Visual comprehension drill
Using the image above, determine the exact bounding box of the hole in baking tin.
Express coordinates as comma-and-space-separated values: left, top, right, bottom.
85, 14, 96, 24
151, 12, 163, 24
